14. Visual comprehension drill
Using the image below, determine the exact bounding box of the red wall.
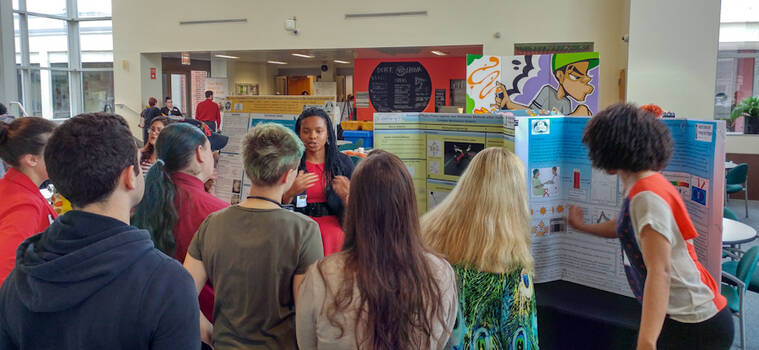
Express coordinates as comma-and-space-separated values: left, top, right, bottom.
353, 56, 467, 121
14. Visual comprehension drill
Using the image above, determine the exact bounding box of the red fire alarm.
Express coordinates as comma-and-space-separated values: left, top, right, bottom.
150, 67, 156, 80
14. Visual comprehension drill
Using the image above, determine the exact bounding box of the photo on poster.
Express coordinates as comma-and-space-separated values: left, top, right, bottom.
232, 179, 242, 194
530, 167, 560, 198
443, 141, 484, 176
427, 139, 443, 157
230, 194, 241, 205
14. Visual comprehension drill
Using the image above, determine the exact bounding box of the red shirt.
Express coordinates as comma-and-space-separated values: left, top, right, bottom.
0, 168, 57, 282
195, 99, 221, 127
171, 172, 229, 320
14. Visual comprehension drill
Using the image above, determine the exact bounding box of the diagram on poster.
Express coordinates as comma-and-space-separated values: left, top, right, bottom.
590, 168, 618, 206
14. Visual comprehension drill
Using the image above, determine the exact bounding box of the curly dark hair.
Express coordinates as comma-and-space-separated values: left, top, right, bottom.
582, 103, 673, 172
45, 113, 139, 208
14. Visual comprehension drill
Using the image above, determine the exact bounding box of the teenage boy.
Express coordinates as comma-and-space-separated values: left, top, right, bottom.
184, 123, 323, 349
0, 113, 200, 349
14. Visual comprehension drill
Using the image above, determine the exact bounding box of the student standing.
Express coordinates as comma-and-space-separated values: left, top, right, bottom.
568, 103, 733, 350
0, 117, 57, 283
283, 108, 353, 256
132, 120, 229, 322
139, 97, 162, 144
138, 116, 172, 175
184, 123, 323, 349
422, 147, 539, 349
195, 90, 221, 132
296, 150, 457, 350
0, 113, 199, 349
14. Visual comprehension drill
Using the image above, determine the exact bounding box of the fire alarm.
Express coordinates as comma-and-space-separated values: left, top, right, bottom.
285, 17, 298, 34
321, 65, 328, 72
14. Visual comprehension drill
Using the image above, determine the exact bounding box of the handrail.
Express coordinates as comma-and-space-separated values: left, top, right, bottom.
8, 102, 28, 117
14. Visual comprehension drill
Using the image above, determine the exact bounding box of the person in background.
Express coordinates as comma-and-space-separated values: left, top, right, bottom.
132, 119, 228, 323
184, 123, 323, 349
296, 150, 457, 349
195, 90, 221, 132
0, 113, 199, 349
0, 117, 57, 283
139, 97, 162, 144
160, 96, 183, 119
568, 103, 733, 349
138, 116, 172, 175
0, 103, 15, 178
283, 107, 353, 256
421, 147, 539, 349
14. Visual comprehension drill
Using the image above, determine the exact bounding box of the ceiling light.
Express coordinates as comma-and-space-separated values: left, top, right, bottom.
291, 53, 315, 58
430, 50, 447, 56
267, 60, 288, 65
333, 60, 350, 64
214, 54, 240, 59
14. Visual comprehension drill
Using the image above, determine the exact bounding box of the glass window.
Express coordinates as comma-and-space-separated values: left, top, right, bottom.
78, 0, 112, 18
26, 0, 66, 16
28, 16, 68, 66
27, 69, 43, 117
80, 20, 113, 52
83, 63, 114, 113
12, 0, 18, 10
51, 65, 70, 119
13, 14, 21, 64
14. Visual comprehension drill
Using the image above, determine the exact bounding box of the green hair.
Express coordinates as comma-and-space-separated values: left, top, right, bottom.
242, 123, 305, 186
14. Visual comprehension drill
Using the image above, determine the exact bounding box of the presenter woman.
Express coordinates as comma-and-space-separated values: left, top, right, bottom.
0, 117, 57, 282
283, 108, 353, 256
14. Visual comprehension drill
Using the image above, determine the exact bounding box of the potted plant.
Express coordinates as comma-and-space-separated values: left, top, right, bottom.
731, 96, 759, 134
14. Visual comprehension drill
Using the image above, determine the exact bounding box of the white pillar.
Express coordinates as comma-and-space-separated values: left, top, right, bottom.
626, 0, 720, 119
40, 50, 53, 119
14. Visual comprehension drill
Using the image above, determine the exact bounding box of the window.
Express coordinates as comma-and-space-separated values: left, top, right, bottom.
714, 0, 759, 134
10, 0, 113, 119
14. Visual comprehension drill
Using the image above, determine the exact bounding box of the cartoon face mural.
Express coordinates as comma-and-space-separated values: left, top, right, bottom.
466, 52, 600, 116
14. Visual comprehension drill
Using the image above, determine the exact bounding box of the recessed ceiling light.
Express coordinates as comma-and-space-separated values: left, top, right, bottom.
430, 50, 447, 56
291, 53, 315, 58
333, 60, 350, 64
214, 54, 240, 59
267, 60, 288, 65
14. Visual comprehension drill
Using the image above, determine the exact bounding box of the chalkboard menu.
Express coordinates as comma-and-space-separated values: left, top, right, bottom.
435, 89, 446, 107
368, 62, 432, 112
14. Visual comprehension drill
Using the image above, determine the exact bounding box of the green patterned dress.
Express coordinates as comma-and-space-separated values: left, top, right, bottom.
446, 265, 539, 350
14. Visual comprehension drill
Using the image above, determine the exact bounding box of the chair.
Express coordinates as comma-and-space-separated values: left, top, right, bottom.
721, 246, 759, 350
726, 163, 749, 217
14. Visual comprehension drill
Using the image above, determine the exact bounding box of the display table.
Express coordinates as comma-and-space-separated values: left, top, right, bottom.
722, 218, 757, 245
536, 281, 640, 349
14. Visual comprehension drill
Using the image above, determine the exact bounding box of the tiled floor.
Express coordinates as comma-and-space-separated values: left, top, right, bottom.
725, 199, 759, 350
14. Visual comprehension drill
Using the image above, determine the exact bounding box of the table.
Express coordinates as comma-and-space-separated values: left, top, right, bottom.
723, 218, 757, 245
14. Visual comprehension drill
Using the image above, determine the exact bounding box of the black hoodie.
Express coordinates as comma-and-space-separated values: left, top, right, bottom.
0, 211, 200, 349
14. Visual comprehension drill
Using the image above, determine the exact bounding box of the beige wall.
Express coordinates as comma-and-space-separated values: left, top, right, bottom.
113, 0, 628, 131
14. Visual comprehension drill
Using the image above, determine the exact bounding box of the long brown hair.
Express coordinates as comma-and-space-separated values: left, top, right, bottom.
318, 150, 448, 349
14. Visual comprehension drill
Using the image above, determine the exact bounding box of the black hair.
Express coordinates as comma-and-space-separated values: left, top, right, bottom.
0, 117, 56, 167
205, 90, 213, 98
165, 96, 172, 102
295, 107, 344, 183
45, 113, 138, 208
582, 103, 673, 172
140, 117, 173, 163
132, 123, 207, 256
0, 103, 7, 115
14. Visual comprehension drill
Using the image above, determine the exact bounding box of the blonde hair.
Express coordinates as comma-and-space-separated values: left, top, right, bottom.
421, 147, 533, 274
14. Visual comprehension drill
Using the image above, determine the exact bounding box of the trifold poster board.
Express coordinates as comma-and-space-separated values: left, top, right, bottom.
466, 53, 600, 117
215, 96, 337, 204
375, 112, 726, 298
374, 112, 517, 214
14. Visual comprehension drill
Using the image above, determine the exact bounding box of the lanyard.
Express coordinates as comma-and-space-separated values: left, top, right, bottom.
246, 196, 295, 211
